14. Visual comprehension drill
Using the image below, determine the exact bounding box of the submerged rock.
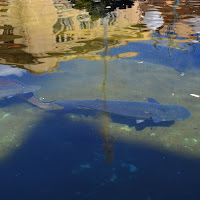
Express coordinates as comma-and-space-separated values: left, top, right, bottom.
80, 163, 91, 169
110, 173, 117, 182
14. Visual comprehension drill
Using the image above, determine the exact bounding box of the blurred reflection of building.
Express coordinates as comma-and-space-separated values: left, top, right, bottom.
143, 6, 164, 30
0, 0, 149, 74
140, 0, 200, 54
0, 0, 200, 74
9, 0, 58, 73
142, 0, 200, 40
52, 0, 149, 57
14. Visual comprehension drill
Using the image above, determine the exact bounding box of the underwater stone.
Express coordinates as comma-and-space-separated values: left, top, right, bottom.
2, 113, 10, 118
184, 137, 189, 142
120, 162, 138, 173
120, 162, 128, 168
80, 163, 91, 169
110, 173, 117, 182
120, 125, 131, 131
150, 132, 156, 136
129, 164, 137, 173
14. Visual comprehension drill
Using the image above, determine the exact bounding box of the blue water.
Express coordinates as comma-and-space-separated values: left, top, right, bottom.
105, 41, 200, 72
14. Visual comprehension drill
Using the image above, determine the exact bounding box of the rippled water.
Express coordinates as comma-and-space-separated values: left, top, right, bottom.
0, 0, 200, 199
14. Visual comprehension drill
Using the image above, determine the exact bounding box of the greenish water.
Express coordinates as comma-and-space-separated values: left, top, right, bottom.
1, 57, 200, 160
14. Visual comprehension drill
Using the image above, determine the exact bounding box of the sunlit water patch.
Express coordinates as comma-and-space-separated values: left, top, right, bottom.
0, 103, 47, 162
20, 58, 199, 160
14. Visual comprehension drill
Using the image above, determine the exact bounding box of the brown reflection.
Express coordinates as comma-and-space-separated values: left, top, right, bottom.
99, 16, 115, 164
141, 0, 200, 40
0, 0, 146, 74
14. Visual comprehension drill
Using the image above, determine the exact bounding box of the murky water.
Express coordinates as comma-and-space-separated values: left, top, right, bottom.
0, 0, 200, 199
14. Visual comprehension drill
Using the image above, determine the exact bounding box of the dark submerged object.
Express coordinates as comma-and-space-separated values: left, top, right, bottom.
0, 76, 52, 109
55, 98, 191, 123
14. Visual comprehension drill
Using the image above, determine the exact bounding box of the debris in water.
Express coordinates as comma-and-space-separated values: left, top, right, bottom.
120, 125, 131, 131
0, 112, 10, 120
2, 113, 10, 119
192, 138, 197, 143
39, 97, 45, 101
190, 94, 200, 98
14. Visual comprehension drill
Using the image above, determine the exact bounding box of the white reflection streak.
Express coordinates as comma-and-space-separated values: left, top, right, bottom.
143, 9, 164, 31
103, 14, 108, 57
0, 65, 26, 76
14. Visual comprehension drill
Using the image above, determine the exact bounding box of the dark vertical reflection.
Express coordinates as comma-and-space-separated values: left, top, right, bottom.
100, 15, 115, 164
166, 0, 180, 56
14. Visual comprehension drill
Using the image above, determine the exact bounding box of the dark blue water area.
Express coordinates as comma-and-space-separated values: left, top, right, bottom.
103, 40, 200, 72
0, 111, 200, 200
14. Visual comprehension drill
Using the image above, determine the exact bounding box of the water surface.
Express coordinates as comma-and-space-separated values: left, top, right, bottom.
0, 0, 200, 200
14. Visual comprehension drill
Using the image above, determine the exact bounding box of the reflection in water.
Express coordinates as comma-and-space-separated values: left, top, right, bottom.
0, 0, 199, 73
0, 65, 26, 76
143, 7, 164, 31
166, 2, 179, 39
190, 16, 200, 42
101, 15, 115, 164
0, 0, 145, 73
165, 0, 180, 56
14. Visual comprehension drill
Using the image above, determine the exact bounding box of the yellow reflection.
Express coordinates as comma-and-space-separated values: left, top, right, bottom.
0, 0, 199, 74
10, 0, 57, 54
0, 0, 149, 74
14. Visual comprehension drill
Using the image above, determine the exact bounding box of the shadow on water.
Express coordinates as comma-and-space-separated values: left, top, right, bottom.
0, 110, 199, 200
52, 108, 175, 131
108, 113, 175, 131
0, 96, 25, 108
